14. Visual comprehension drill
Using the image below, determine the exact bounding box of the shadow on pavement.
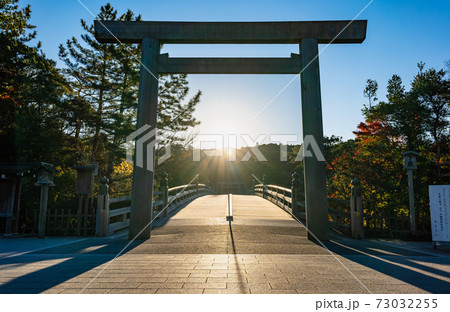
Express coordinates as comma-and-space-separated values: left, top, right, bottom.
229, 221, 248, 293
0, 238, 143, 294
319, 238, 450, 294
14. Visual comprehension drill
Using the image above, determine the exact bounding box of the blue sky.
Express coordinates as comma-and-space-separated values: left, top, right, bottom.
23, 0, 450, 146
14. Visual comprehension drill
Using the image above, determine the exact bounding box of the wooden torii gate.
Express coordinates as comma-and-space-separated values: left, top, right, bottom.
94, 20, 367, 241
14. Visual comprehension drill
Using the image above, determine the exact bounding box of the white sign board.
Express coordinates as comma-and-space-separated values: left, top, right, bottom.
429, 185, 450, 242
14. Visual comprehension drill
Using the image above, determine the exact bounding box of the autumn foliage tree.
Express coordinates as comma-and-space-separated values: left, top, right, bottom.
326, 63, 449, 234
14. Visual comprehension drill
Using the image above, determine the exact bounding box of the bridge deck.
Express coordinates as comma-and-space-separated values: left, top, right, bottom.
143, 195, 318, 254
0, 195, 449, 294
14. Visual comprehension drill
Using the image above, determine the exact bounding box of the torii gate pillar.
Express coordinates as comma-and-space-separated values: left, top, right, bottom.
129, 38, 160, 240
300, 38, 329, 241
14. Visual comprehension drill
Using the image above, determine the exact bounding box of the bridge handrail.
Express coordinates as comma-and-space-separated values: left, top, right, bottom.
250, 182, 349, 222
250, 183, 294, 215
166, 184, 214, 208
248, 175, 366, 238
250, 182, 359, 230
101, 181, 215, 237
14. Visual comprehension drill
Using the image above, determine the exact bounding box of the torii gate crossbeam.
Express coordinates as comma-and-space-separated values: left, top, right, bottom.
94, 20, 367, 241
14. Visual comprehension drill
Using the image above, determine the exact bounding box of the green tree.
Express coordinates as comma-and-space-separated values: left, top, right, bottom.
411, 63, 449, 182
0, 0, 69, 163
364, 75, 428, 150
326, 63, 449, 235
0, 0, 77, 233
0, 0, 37, 161
58, 3, 120, 166
363, 78, 378, 110
59, 3, 201, 178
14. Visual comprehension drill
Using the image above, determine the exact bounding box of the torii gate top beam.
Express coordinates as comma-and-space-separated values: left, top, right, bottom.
94, 20, 367, 44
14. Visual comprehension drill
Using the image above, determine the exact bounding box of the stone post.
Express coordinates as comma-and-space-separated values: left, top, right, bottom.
37, 185, 49, 238
402, 151, 419, 233
350, 178, 364, 239
407, 169, 416, 232
300, 38, 329, 241
96, 177, 110, 237
35, 169, 55, 238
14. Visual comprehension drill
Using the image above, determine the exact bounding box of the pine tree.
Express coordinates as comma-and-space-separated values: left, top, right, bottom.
58, 3, 119, 166
412, 63, 450, 182
363, 75, 428, 150
0, 0, 37, 161
0, 0, 68, 163
59, 3, 201, 177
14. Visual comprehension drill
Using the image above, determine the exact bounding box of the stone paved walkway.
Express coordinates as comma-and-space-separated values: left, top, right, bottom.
0, 195, 449, 294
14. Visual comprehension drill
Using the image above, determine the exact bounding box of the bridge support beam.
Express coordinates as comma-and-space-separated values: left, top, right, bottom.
300, 38, 330, 241
129, 38, 160, 240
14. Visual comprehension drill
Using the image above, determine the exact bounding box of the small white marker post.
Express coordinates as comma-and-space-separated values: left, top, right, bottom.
226, 193, 233, 221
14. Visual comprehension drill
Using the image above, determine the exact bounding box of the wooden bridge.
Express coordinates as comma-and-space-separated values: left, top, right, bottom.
0, 191, 449, 294
95, 177, 363, 241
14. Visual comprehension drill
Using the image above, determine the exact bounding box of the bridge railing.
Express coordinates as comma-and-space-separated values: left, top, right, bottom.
327, 197, 351, 230
249, 175, 364, 238
166, 183, 215, 212
250, 182, 351, 225
251, 184, 299, 216
96, 177, 215, 237
254, 183, 407, 237
249, 173, 306, 219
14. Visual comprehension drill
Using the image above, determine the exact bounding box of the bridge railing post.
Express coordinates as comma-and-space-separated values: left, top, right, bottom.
96, 177, 110, 237
350, 178, 364, 239
161, 172, 169, 217
291, 172, 300, 217
196, 175, 199, 197
263, 175, 268, 199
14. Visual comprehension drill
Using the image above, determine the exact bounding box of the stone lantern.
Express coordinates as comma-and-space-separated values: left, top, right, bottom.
402, 151, 419, 232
